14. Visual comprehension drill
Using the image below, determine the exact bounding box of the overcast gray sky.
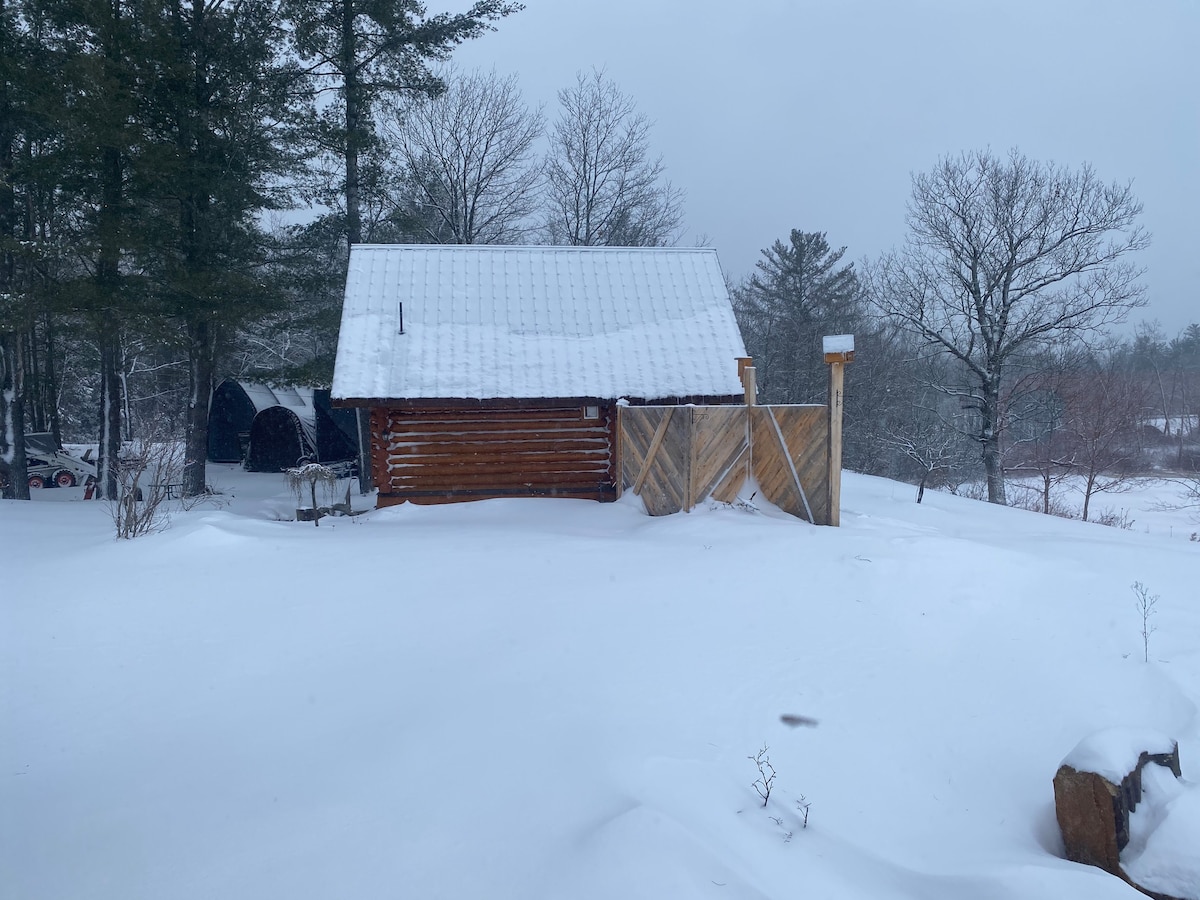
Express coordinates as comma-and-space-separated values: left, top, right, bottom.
442, 0, 1198, 335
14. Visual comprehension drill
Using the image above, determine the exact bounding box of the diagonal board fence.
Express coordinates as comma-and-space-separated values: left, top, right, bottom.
618, 404, 830, 523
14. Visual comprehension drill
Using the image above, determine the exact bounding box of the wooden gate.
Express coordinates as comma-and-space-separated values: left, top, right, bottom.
618, 405, 830, 523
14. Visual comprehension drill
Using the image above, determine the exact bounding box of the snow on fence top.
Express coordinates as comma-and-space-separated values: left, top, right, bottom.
332, 245, 748, 403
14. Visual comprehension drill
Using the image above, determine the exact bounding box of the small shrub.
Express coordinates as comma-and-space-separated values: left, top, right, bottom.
1006, 487, 1079, 520
1094, 507, 1135, 530
950, 481, 989, 502
285, 462, 339, 527
796, 796, 811, 828
748, 744, 776, 807
1131, 581, 1159, 663
108, 441, 184, 539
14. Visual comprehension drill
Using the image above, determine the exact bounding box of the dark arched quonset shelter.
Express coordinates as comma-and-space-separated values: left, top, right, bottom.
207, 381, 359, 472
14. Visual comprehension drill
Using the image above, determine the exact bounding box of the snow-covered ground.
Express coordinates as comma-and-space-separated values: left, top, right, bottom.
3, 469, 1198, 900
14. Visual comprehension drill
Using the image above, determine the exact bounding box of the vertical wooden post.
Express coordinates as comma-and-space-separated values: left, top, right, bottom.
370, 407, 389, 505
822, 336, 854, 527
743, 365, 757, 491
735, 359, 756, 497
827, 361, 845, 527
614, 404, 624, 499
685, 407, 695, 512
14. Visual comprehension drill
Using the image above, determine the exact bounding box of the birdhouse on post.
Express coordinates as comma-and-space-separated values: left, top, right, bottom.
823, 335, 854, 526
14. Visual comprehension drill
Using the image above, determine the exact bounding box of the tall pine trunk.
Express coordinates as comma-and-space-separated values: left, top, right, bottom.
96, 321, 123, 499
340, 11, 372, 494
94, 134, 124, 499
0, 331, 30, 499
0, 13, 26, 499
174, 0, 214, 498
341, 0, 362, 250
182, 316, 213, 496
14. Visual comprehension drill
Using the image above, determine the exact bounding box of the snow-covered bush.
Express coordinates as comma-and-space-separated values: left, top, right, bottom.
285, 462, 339, 527
108, 441, 184, 539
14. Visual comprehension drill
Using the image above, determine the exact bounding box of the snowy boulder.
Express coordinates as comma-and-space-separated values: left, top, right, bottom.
1053, 728, 1186, 896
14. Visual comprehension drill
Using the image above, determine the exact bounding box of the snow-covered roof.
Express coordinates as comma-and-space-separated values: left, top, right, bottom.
238, 383, 314, 421
226, 381, 318, 451
331, 245, 748, 403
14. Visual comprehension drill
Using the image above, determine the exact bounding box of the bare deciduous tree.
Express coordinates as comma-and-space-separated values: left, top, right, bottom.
1060, 355, 1151, 521
883, 404, 975, 504
1004, 368, 1077, 515
385, 68, 543, 244
544, 69, 683, 247
867, 148, 1149, 504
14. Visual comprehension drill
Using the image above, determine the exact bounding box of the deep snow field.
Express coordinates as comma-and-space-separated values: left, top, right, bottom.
3, 468, 1199, 900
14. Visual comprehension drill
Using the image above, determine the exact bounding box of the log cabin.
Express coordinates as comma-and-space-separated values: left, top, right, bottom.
331, 244, 747, 506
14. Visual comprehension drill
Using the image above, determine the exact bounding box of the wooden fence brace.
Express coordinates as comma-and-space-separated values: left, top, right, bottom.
630, 406, 675, 496
709, 443, 749, 505
765, 406, 815, 523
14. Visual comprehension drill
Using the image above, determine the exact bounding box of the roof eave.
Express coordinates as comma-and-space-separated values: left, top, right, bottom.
331, 393, 744, 410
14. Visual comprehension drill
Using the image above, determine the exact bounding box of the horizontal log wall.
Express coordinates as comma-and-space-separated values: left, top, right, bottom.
372, 405, 616, 506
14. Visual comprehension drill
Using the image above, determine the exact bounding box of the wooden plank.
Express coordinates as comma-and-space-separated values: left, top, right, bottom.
780, 406, 829, 525
387, 426, 606, 439
631, 407, 674, 495
619, 405, 692, 516
388, 439, 609, 457
385, 406, 602, 424
749, 407, 804, 521
618, 407, 662, 486
641, 408, 690, 515
389, 470, 610, 489
387, 460, 611, 479
381, 487, 613, 506
691, 407, 747, 500
710, 445, 749, 504
388, 450, 610, 467
386, 422, 609, 439
768, 406, 814, 522
743, 366, 757, 405
753, 405, 829, 524
608, 406, 620, 489
370, 407, 389, 494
